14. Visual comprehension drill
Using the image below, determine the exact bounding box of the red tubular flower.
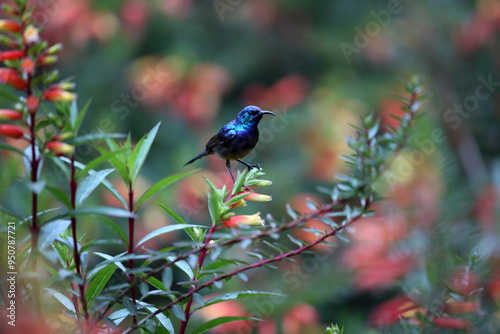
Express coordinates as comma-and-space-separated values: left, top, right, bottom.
43, 89, 76, 102
0, 109, 22, 120
46, 141, 74, 156
0, 68, 27, 90
222, 212, 264, 228
434, 317, 471, 331
38, 55, 58, 66
26, 96, 39, 114
245, 192, 272, 202
0, 50, 24, 61
0, 20, 21, 33
0, 124, 24, 138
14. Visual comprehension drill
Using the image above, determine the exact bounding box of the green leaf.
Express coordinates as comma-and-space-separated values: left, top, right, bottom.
108, 308, 130, 325
130, 122, 160, 185
46, 186, 72, 208
101, 217, 128, 245
136, 301, 175, 334
39, 219, 71, 249
231, 169, 248, 195
68, 132, 126, 145
45, 288, 76, 313
189, 316, 262, 334
162, 267, 173, 291
135, 224, 204, 248
0, 141, 24, 155
155, 201, 198, 241
192, 291, 285, 312
136, 169, 198, 208
70, 206, 135, 218
95, 146, 130, 185
69, 100, 78, 130
76, 169, 114, 207
0, 87, 19, 101
85, 264, 117, 308
75, 148, 125, 179
73, 99, 92, 132
167, 255, 194, 279
171, 304, 186, 321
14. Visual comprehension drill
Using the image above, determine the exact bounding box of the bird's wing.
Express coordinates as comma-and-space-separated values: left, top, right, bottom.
205, 126, 236, 151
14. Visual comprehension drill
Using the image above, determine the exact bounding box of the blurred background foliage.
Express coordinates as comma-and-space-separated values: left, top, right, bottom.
1, 0, 500, 333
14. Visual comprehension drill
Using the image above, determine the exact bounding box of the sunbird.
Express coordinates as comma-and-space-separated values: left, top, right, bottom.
184, 105, 276, 182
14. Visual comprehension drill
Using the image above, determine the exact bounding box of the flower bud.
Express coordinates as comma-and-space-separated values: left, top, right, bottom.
0, 124, 24, 138
43, 89, 76, 102
245, 192, 272, 202
0, 50, 24, 61
0, 109, 22, 120
1, 4, 19, 16
229, 199, 246, 209
46, 43, 63, 55
251, 180, 272, 187
222, 212, 264, 228
38, 55, 58, 66
26, 96, 39, 114
46, 141, 74, 156
0, 20, 21, 33
50, 82, 76, 91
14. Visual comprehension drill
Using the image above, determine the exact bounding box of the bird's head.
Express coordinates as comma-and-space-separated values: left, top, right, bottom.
237, 106, 276, 124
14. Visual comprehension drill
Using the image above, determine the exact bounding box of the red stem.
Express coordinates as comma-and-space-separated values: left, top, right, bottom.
125, 208, 365, 334
127, 182, 138, 326
70, 156, 89, 322
179, 225, 217, 334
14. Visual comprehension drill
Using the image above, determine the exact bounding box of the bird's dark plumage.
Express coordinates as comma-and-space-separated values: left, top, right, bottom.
184, 105, 276, 182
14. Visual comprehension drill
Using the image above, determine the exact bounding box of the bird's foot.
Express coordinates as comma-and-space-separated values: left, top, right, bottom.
248, 164, 260, 170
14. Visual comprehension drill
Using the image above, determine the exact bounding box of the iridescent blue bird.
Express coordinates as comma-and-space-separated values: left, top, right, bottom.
184, 105, 276, 182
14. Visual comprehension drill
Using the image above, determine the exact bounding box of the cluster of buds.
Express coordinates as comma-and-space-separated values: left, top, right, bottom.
45, 133, 74, 156
216, 171, 273, 228
0, 1, 77, 151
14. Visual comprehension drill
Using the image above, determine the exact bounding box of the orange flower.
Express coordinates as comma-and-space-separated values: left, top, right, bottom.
0, 50, 24, 61
0, 124, 24, 138
222, 212, 264, 228
0, 109, 22, 120
26, 96, 39, 114
43, 89, 76, 102
46, 141, 74, 156
21, 58, 35, 74
0, 20, 21, 33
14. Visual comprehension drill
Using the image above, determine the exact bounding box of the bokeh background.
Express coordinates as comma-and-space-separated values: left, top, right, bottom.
1, 0, 500, 333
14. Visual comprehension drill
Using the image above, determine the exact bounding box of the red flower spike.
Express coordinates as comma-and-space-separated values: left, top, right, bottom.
434, 317, 471, 331
43, 89, 76, 102
0, 124, 24, 138
0, 109, 22, 120
26, 96, 39, 114
0, 50, 24, 61
369, 295, 418, 327
0, 20, 21, 33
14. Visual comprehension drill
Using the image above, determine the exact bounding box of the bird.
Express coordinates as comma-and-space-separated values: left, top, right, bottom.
184, 105, 276, 183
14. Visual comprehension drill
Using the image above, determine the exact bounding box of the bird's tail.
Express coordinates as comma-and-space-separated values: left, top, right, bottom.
183, 151, 209, 166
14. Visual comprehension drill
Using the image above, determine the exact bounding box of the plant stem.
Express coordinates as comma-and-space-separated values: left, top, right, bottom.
124, 209, 366, 334
178, 225, 216, 334
127, 182, 138, 326
70, 155, 89, 322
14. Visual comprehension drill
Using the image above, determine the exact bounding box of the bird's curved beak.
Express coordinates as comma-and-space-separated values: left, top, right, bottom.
260, 110, 277, 117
